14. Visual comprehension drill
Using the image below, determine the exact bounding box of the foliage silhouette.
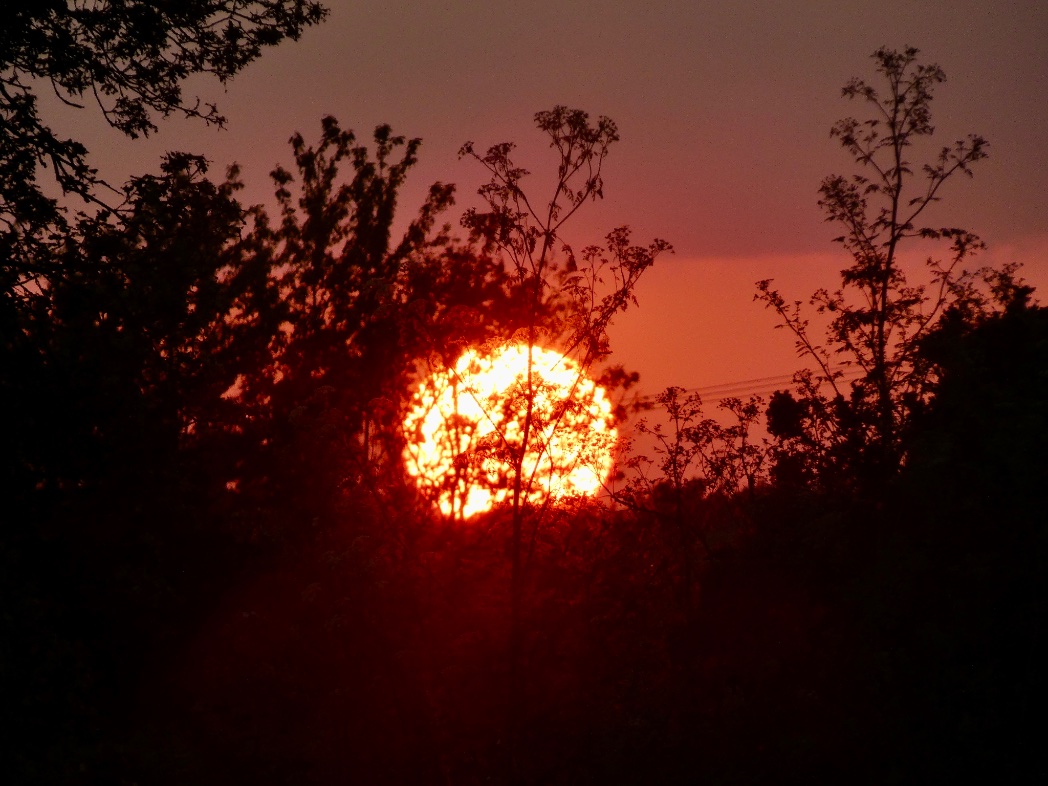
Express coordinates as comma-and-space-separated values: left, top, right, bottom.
617, 387, 768, 623
0, 0, 326, 223
1, 5, 325, 779
231, 116, 514, 545
456, 107, 670, 776
458, 106, 669, 539
757, 46, 1001, 486
1, 152, 284, 784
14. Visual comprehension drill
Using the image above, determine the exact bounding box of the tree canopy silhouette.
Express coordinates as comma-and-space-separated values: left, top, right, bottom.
222, 116, 517, 546
1, 0, 326, 274
757, 46, 1017, 487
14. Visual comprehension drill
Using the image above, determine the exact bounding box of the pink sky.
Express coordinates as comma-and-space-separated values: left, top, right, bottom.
45, 0, 1048, 399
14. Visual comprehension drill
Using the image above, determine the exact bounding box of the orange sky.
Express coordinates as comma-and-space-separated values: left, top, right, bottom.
45, 0, 1048, 400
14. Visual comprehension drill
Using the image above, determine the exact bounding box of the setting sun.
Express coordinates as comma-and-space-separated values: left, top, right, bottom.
403, 343, 617, 519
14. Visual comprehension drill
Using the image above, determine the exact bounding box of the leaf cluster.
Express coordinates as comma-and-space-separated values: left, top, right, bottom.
0, 0, 326, 238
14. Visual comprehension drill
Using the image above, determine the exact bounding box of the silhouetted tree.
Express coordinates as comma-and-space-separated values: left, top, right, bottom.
460, 109, 669, 523
0, 151, 288, 784
1, 5, 327, 779
458, 106, 671, 779
230, 117, 514, 544
758, 46, 993, 485
1, 0, 326, 223
618, 387, 768, 624
910, 283, 1044, 495
10, 154, 275, 493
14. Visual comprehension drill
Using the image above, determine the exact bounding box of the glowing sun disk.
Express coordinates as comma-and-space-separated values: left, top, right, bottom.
403, 344, 617, 519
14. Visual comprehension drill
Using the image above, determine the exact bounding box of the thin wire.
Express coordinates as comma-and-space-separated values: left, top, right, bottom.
633, 366, 865, 404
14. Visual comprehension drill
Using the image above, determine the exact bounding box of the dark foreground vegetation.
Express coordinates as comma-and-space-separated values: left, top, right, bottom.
2, 6, 1044, 784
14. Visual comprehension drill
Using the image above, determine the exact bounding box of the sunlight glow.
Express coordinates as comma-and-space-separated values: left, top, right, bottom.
403, 344, 617, 519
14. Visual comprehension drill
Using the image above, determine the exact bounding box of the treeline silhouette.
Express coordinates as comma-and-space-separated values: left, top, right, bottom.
2, 9, 1045, 783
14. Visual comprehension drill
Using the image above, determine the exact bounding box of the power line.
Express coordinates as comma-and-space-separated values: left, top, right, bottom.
633, 366, 865, 404
691, 372, 802, 394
